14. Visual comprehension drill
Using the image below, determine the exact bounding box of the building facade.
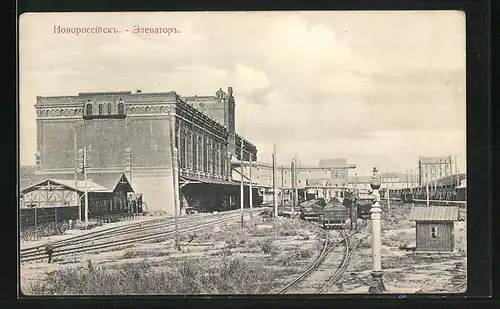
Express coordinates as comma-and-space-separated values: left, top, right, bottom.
33, 87, 256, 215
418, 156, 455, 186
232, 159, 356, 202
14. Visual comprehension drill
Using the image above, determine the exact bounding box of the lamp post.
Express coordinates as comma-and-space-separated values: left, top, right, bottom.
369, 166, 387, 293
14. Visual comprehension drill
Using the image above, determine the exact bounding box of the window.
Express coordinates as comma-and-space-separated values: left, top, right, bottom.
86, 103, 92, 116
98, 104, 103, 115
431, 227, 438, 238
118, 102, 124, 115
107, 103, 112, 115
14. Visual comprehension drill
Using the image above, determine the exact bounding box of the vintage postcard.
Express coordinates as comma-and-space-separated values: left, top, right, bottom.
19, 11, 466, 295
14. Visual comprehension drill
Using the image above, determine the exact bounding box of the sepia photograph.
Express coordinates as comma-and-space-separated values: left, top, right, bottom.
19, 11, 466, 295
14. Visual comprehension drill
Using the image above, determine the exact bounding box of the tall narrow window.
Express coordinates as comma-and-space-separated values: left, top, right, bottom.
86, 103, 92, 116
98, 104, 103, 115
118, 102, 124, 115
431, 227, 438, 238
107, 103, 112, 115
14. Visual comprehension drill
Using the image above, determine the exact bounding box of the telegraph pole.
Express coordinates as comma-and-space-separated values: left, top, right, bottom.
290, 159, 295, 213
83, 146, 89, 228
240, 139, 244, 228
169, 114, 180, 250
293, 155, 299, 206
272, 144, 277, 218
426, 180, 430, 206
281, 165, 285, 207
74, 132, 80, 222
173, 147, 181, 249
249, 155, 253, 219
385, 169, 390, 213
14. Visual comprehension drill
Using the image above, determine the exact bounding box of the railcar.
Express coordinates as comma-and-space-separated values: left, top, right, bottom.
319, 205, 349, 229
299, 199, 325, 221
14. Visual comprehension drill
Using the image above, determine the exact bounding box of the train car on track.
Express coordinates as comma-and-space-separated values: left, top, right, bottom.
299, 199, 326, 221
319, 205, 349, 229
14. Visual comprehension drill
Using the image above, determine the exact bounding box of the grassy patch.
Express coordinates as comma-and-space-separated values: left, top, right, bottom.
23, 258, 284, 295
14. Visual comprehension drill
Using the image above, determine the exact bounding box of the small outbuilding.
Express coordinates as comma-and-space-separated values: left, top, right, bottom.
408, 206, 460, 253
20, 173, 140, 227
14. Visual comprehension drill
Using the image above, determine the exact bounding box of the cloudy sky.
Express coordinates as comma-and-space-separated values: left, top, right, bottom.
19, 11, 466, 176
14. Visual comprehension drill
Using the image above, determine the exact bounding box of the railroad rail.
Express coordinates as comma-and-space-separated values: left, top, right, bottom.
21, 209, 261, 263
317, 229, 370, 293
20, 211, 232, 256
449, 282, 466, 293
277, 222, 367, 294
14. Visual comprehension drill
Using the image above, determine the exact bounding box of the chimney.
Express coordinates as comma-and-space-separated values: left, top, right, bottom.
228, 87, 233, 97
136, 90, 142, 93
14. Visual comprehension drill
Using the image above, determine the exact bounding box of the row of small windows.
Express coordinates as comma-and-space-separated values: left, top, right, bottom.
86, 102, 124, 116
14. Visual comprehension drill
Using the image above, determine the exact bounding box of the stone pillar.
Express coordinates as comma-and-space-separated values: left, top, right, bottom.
369, 166, 387, 293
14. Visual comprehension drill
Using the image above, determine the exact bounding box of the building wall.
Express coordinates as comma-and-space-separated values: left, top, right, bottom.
233, 164, 349, 190
39, 120, 79, 169
415, 221, 454, 252
419, 156, 454, 186
34, 89, 256, 215
128, 117, 171, 167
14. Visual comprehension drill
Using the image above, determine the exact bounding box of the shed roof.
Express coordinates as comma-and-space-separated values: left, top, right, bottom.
21, 172, 132, 194
22, 178, 112, 194
88, 173, 131, 192
408, 206, 460, 222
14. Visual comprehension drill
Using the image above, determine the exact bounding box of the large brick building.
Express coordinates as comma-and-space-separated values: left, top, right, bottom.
32, 87, 256, 215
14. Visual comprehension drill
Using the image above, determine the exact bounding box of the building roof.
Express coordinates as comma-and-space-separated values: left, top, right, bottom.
21, 178, 112, 194
434, 174, 466, 186
87, 173, 130, 192
419, 156, 452, 165
319, 158, 347, 166
20, 172, 132, 194
408, 206, 460, 222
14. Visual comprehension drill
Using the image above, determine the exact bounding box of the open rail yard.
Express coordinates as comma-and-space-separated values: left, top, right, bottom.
20, 199, 466, 295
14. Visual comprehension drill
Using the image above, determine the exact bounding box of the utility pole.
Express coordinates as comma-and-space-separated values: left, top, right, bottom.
125, 148, 132, 185
290, 159, 295, 213
272, 144, 277, 218
281, 165, 285, 208
293, 155, 299, 206
354, 172, 358, 194
74, 132, 80, 222
240, 139, 244, 228
426, 180, 430, 206
168, 114, 180, 250
83, 147, 89, 228
173, 147, 180, 250
249, 155, 253, 219
385, 169, 390, 213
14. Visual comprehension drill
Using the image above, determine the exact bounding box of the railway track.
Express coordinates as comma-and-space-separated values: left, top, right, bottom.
449, 282, 466, 293
20, 209, 260, 263
277, 222, 368, 294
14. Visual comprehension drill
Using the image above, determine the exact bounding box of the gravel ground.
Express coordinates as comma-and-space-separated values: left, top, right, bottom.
20, 204, 467, 294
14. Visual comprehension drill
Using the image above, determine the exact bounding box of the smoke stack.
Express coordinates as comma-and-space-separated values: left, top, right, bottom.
136, 90, 142, 93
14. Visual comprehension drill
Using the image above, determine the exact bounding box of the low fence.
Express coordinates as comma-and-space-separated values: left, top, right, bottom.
20, 207, 79, 229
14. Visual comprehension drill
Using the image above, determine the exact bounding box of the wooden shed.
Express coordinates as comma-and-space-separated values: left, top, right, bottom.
408, 206, 460, 253
20, 173, 138, 228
